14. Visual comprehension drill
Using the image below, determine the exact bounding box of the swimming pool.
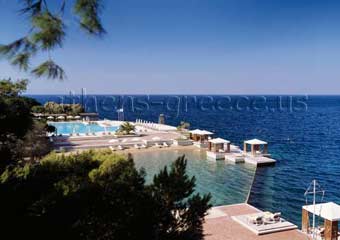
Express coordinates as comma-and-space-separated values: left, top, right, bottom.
49, 122, 119, 135
133, 149, 256, 205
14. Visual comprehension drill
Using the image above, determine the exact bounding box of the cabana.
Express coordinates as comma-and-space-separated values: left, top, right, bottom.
208, 138, 230, 153
302, 202, 340, 240
206, 138, 231, 160
243, 139, 268, 156
189, 129, 213, 142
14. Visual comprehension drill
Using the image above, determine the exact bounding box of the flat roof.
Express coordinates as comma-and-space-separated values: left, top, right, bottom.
189, 129, 213, 135
303, 202, 340, 221
209, 138, 230, 144
245, 139, 267, 145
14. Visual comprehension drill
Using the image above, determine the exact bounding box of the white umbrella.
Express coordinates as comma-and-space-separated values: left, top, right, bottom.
47, 116, 54, 120
109, 139, 119, 143
152, 136, 161, 141
57, 116, 65, 120
67, 115, 74, 119
74, 116, 81, 119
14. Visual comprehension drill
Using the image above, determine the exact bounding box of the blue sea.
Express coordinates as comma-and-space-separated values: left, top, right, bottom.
30, 94, 340, 226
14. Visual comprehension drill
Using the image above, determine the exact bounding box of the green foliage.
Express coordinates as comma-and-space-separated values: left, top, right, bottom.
0, 151, 211, 240
152, 155, 212, 240
74, 0, 106, 36
31, 104, 45, 113
20, 121, 53, 161
31, 60, 66, 80
0, 78, 29, 96
46, 124, 56, 133
31, 12, 65, 50
41, 101, 84, 115
118, 122, 136, 135
10, 52, 31, 70
0, 1, 105, 79
0, 79, 48, 171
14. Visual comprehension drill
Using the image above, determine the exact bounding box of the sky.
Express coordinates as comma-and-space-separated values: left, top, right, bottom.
0, 0, 340, 94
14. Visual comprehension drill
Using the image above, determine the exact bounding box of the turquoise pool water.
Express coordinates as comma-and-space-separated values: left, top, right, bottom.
132, 149, 256, 205
49, 122, 118, 135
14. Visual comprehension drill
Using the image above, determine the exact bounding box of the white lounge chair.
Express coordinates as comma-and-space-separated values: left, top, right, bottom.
247, 214, 264, 226
134, 144, 140, 149
163, 142, 169, 147
155, 143, 162, 148
141, 144, 147, 148
109, 146, 116, 151
118, 145, 124, 150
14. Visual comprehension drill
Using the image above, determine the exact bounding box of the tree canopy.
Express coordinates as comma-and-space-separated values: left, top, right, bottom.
0, 79, 50, 171
0, 0, 105, 80
31, 101, 84, 115
0, 151, 211, 240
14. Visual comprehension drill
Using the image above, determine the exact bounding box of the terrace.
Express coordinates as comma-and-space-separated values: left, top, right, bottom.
204, 203, 310, 240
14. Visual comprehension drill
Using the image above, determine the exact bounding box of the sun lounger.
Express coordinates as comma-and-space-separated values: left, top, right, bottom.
247, 214, 264, 225
155, 143, 162, 148
141, 144, 147, 148
262, 212, 281, 224
163, 142, 169, 147
109, 146, 116, 151
134, 144, 140, 149
118, 145, 124, 150
272, 212, 281, 222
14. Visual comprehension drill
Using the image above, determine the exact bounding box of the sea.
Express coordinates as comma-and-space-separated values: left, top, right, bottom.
29, 94, 340, 226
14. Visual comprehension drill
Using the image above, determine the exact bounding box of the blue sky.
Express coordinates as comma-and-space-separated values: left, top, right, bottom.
1, 0, 340, 94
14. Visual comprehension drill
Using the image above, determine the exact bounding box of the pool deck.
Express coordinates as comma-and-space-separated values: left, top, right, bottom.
204, 203, 310, 240
53, 130, 184, 151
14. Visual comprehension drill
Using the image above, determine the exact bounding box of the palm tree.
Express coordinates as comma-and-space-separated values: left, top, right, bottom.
118, 122, 135, 135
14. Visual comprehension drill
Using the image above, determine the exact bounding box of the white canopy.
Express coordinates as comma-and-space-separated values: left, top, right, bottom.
208, 138, 230, 144
74, 116, 81, 119
303, 202, 340, 221
57, 116, 65, 119
244, 138, 267, 145
47, 116, 54, 119
67, 115, 74, 119
189, 129, 213, 135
